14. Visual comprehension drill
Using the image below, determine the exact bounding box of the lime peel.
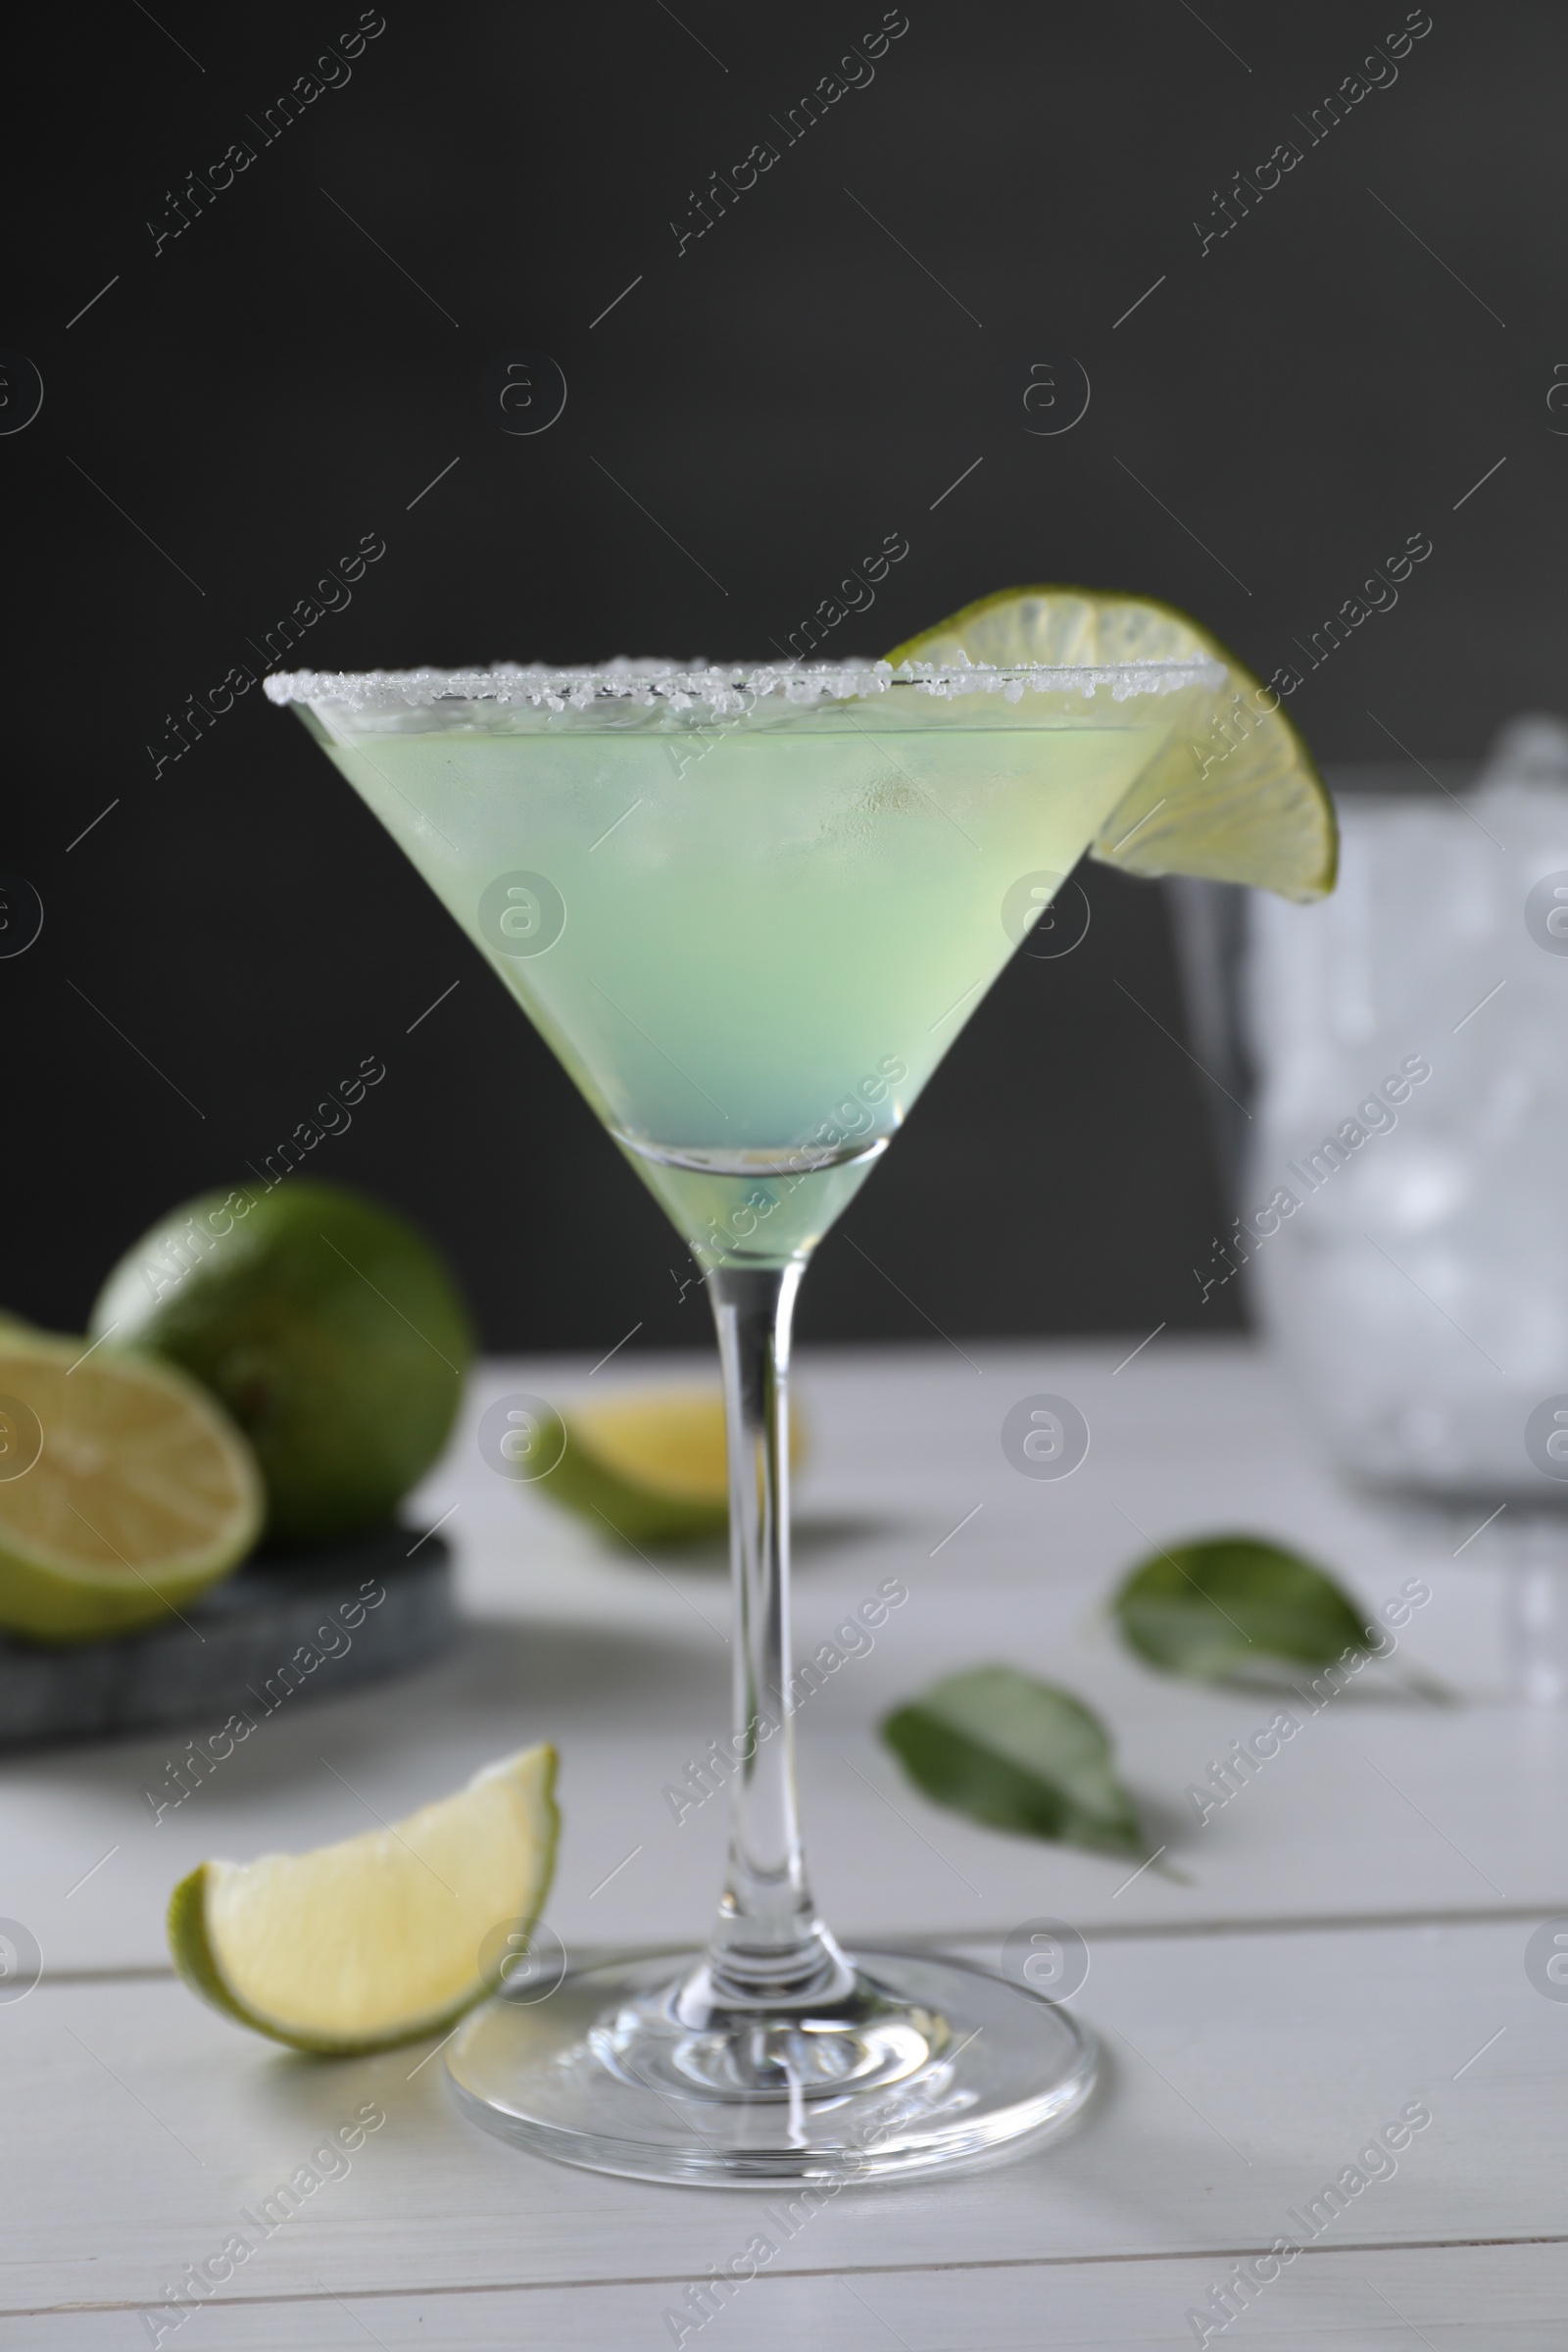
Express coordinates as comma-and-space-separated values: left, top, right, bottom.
90, 1182, 474, 1550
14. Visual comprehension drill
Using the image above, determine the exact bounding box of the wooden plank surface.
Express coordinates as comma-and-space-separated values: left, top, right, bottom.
0, 1918, 1556, 2319
7, 2245, 1568, 2350
4, 1347, 1551, 1977
1, 1342, 1553, 2346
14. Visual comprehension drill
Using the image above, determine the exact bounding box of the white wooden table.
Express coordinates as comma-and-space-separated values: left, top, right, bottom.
3, 1340, 1562, 2349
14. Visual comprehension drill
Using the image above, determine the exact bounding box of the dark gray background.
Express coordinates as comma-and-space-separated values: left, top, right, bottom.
3, 0, 1556, 1353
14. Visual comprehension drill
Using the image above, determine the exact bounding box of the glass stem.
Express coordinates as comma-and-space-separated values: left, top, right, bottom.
699, 1262, 852, 2010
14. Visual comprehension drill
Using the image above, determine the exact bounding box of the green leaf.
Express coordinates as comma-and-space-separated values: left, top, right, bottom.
1111, 1534, 1374, 1682
880, 1667, 1147, 1860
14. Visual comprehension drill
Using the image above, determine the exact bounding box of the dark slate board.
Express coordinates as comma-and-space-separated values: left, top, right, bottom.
0, 1527, 455, 1750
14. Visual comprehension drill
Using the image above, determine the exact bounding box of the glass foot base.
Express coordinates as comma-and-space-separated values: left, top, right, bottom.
445, 1947, 1097, 2186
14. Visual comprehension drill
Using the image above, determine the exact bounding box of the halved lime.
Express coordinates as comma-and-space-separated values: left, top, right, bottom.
169, 1744, 559, 2053
888, 587, 1336, 902
0, 1332, 263, 1642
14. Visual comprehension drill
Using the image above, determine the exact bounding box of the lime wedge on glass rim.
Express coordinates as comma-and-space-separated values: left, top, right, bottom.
169, 1744, 559, 2053
888, 586, 1337, 902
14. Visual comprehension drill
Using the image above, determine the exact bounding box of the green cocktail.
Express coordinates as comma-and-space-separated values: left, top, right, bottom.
292, 666, 1206, 1267
269, 648, 1221, 2186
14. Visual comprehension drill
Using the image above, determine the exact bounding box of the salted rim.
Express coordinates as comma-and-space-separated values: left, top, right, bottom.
262, 655, 1225, 716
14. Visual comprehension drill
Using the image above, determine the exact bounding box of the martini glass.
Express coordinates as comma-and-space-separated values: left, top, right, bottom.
268, 650, 1219, 2185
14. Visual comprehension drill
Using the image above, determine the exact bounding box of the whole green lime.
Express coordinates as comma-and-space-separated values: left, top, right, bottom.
91, 1183, 473, 1549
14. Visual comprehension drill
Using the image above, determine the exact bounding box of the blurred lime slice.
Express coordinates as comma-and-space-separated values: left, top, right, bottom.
537, 1389, 807, 1547
0, 1332, 262, 1642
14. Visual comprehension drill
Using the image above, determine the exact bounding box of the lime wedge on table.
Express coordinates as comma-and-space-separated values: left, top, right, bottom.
888, 587, 1337, 902
0, 1333, 262, 1642
538, 1389, 806, 1548
170, 1744, 559, 2053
